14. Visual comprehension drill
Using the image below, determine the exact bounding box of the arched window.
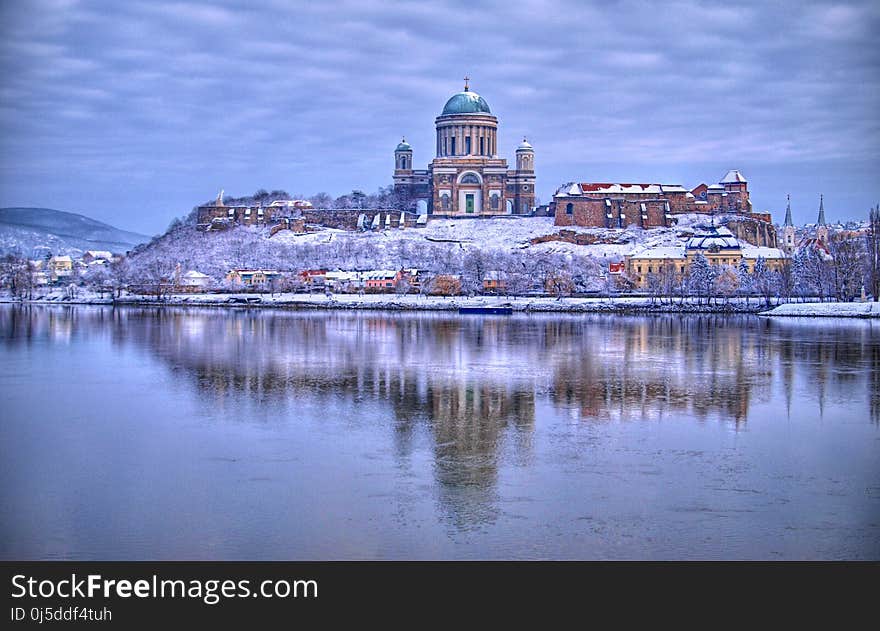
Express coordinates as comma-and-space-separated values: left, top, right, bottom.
566, 203, 573, 215
460, 173, 480, 185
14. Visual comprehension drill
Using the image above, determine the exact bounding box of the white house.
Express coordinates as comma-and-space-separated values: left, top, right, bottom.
179, 270, 212, 289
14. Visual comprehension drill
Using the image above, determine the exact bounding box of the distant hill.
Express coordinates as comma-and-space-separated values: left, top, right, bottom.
0, 207, 151, 258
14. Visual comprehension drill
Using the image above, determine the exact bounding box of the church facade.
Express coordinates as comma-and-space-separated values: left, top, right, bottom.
393, 80, 536, 216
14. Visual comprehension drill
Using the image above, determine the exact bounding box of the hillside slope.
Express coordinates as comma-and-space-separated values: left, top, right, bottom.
0, 207, 150, 257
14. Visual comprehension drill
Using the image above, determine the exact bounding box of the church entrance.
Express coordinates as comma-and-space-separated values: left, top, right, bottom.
465, 194, 475, 214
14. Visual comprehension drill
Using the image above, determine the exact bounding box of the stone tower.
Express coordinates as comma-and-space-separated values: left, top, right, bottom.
394, 138, 413, 171
782, 194, 796, 254
816, 194, 828, 245
516, 138, 534, 171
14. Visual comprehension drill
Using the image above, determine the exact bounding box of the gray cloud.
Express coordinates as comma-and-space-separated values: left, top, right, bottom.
0, 0, 877, 233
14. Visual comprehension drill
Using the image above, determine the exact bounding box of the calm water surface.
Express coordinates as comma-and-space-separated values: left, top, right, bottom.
1, 305, 878, 559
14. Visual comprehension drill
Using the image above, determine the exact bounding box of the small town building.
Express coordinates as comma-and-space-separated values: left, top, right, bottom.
179, 270, 212, 289
299, 269, 328, 287
82, 250, 113, 265
363, 270, 402, 290
626, 226, 787, 288
225, 269, 282, 286
483, 271, 506, 293
48, 255, 73, 281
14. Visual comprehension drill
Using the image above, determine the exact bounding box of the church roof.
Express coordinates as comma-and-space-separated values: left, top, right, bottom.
685, 226, 740, 250
441, 89, 492, 115
396, 138, 412, 151
783, 195, 794, 227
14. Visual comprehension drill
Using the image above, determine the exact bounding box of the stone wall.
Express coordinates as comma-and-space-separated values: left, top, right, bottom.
721, 216, 778, 248
300, 209, 424, 230
554, 198, 672, 229
197, 205, 275, 228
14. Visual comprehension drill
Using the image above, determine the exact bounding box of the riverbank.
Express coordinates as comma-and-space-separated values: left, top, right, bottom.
759, 301, 880, 318
4, 291, 876, 316
0, 290, 772, 314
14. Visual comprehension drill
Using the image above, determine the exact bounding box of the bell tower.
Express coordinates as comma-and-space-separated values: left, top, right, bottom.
816, 194, 828, 245
516, 137, 534, 171
394, 138, 413, 172
782, 194, 796, 254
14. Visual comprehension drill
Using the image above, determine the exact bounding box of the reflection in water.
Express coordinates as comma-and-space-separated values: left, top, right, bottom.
1, 305, 878, 548
0, 307, 880, 558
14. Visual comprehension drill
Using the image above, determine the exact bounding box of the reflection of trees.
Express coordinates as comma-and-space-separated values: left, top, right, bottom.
4, 306, 879, 524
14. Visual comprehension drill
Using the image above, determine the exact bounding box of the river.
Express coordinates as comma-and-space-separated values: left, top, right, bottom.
1, 305, 877, 559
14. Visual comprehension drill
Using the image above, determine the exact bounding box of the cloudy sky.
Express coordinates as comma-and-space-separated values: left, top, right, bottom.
0, 0, 877, 234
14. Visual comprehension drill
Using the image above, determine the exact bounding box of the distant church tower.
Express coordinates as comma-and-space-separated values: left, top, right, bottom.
394, 138, 413, 171
782, 194, 796, 254
816, 194, 828, 245
516, 138, 534, 171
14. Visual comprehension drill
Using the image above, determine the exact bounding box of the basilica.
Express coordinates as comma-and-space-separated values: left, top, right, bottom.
393, 80, 536, 216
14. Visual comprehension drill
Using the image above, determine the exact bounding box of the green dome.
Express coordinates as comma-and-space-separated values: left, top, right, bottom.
441, 90, 491, 115
395, 138, 412, 151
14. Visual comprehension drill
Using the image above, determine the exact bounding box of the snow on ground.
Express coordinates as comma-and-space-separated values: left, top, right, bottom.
3, 290, 769, 313
8, 290, 875, 317
270, 215, 705, 260
761, 302, 880, 318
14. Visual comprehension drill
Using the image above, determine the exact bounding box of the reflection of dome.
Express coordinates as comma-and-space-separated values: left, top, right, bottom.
441, 90, 492, 115
396, 138, 412, 151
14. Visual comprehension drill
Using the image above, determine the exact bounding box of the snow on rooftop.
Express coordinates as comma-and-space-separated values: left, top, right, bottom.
629, 245, 686, 259
740, 245, 786, 259
578, 183, 664, 194
720, 169, 747, 184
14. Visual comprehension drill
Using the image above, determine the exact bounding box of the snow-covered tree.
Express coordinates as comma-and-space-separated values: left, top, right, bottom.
828, 232, 865, 302
714, 266, 739, 303
737, 259, 753, 304
688, 253, 715, 304
867, 205, 880, 301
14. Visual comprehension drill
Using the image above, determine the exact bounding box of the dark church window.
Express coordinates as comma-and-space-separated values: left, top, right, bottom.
566, 203, 573, 215
460, 173, 480, 185
451, 138, 456, 155
465, 137, 471, 155
480, 137, 485, 155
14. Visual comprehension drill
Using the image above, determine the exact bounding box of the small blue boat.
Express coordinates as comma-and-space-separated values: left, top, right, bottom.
458, 306, 513, 315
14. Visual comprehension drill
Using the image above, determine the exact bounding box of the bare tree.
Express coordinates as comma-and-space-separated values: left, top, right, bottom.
866, 205, 879, 301
828, 232, 864, 302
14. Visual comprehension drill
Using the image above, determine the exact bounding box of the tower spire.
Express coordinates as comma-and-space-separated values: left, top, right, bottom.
783, 194, 793, 227
817, 194, 826, 226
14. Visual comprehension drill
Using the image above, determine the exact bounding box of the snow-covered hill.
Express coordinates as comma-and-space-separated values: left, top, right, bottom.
271, 215, 697, 259
0, 207, 150, 257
